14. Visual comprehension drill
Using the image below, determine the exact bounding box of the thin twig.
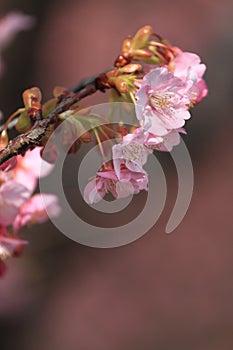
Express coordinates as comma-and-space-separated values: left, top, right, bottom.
0, 118, 18, 132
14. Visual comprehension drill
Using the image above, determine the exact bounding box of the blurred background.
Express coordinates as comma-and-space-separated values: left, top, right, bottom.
0, 0, 233, 349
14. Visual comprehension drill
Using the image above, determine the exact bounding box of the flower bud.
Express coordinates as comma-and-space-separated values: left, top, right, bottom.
0, 129, 8, 149
114, 55, 130, 68
80, 131, 92, 143
121, 37, 133, 53
115, 78, 128, 93
132, 25, 152, 49
132, 49, 153, 60
168, 59, 175, 73
142, 56, 161, 64
119, 63, 142, 74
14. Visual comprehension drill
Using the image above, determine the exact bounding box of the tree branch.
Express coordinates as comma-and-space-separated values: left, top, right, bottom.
0, 76, 107, 166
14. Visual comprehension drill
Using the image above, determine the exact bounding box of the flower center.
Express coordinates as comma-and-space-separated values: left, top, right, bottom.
149, 92, 175, 117
106, 179, 116, 194
122, 143, 146, 162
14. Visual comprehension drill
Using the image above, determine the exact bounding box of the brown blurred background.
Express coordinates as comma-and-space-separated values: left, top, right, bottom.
0, 0, 233, 349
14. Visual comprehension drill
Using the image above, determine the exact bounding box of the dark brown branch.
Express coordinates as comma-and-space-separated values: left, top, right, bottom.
69, 69, 111, 94
0, 79, 104, 166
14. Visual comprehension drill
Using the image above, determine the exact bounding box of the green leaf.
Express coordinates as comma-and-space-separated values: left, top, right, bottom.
42, 98, 57, 117
16, 111, 31, 132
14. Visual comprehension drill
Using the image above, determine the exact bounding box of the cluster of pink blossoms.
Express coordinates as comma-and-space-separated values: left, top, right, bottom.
84, 51, 208, 204
0, 22, 208, 274
0, 147, 60, 276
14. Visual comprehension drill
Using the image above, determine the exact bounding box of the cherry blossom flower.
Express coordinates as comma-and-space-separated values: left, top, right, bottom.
173, 51, 208, 104
13, 193, 61, 233
0, 24, 209, 276
112, 130, 151, 180
84, 167, 148, 204
135, 67, 191, 136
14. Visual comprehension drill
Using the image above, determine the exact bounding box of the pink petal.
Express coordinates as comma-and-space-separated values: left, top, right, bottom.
97, 170, 118, 181
84, 177, 106, 204
0, 12, 35, 49
0, 180, 30, 206
0, 204, 18, 226
115, 181, 135, 198
0, 157, 17, 172
13, 193, 61, 232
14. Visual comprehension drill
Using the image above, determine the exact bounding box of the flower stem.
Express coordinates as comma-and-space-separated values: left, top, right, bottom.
93, 127, 106, 161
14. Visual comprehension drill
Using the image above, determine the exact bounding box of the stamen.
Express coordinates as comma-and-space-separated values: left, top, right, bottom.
122, 143, 145, 162
149, 92, 176, 119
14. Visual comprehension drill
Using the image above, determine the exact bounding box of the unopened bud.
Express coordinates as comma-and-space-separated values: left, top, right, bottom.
132, 49, 153, 60
115, 78, 128, 93
119, 63, 142, 74
0, 130, 8, 149
168, 59, 175, 73
121, 37, 133, 53
132, 25, 152, 49
80, 131, 92, 143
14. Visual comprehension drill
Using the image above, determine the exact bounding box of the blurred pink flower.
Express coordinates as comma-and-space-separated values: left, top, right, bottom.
136, 67, 191, 136
0, 12, 35, 76
13, 193, 61, 232
84, 168, 148, 204
173, 51, 208, 103
0, 225, 28, 277
0, 226, 27, 276
0, 147, 60, 233
0, 147, 60, 274
0, 227, 28, 259
13, 147, 54, 193
0, 180, 30, 226
0, 156, 17, 172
